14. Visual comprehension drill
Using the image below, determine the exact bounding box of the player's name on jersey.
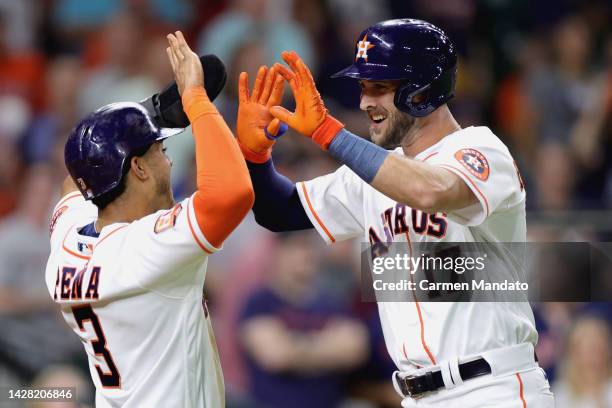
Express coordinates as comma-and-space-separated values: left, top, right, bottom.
372, 279, 528, 292
52, 265, 100, 301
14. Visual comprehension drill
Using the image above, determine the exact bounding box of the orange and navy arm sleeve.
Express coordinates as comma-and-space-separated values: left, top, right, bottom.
182, 86, 255, 248
247, 159, 313, 232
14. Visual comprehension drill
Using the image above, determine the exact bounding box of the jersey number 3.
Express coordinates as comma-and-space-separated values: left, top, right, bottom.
72, 305, 121, 388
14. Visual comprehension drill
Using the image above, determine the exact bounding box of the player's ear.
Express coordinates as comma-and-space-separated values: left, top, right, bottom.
129, 156, 150, 181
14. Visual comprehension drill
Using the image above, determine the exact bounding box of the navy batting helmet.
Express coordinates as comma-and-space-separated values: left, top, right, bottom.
65, 102, 183, 200
332, 19, 457, 117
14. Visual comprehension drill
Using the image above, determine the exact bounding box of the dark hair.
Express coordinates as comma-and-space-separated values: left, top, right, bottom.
92, 143, 153, 210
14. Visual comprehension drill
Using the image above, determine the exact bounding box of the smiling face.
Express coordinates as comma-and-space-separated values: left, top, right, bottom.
359, 79, 415, 148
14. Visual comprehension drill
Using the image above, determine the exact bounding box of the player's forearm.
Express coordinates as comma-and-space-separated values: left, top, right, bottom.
248, 159, 313, 231
373, 154, 475, 213
183, 86, 254, 247
326, 128, 474, 212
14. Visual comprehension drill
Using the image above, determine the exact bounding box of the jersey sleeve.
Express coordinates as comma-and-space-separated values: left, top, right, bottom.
296, 165, 365, 244
121, 194, 221, 296
427, 131, 525, 226
49, 192, 98, 249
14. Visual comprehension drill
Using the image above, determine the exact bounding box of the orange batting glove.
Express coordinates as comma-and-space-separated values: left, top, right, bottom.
269, 51, 344, 150
237, 65, 287, 163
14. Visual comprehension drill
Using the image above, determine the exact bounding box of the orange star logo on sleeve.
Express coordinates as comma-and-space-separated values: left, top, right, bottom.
355, 34, 375, 61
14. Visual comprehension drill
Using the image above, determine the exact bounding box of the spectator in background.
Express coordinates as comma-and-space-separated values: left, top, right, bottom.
22, 56, 82, 164
495, 13, 611, 212
205, 157, 342, 398
77, 10, 158, 115
568, 34, 612, 209
0, 8, 39, 218
450, 47, 493, 128
528, 15, 601, 144
493, 35, 547, 164
52, 0, 121, 33
0, 96, 27, 218
531, 143, 576, 211
317, 0, 389, 115
214, 40, 269, 129
525, 15, 611, 211
204, 222, 276, 397
52, 0, 192, 33
0, 164, 55, 313
0, 0, 37, 52
239, 233, 368, 408
197, 0, 314, 73
0, 164, 82, 381
0, 11, 45, 112
348, 269, 400, 408
553, 316, 612, 408
521, 17, 603, 211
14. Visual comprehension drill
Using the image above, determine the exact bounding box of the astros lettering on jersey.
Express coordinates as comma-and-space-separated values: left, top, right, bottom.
296, 126, 535, 370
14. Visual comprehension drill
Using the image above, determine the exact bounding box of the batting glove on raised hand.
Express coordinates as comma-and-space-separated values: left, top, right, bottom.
237, 65, 287, 163
270, 51, 344, 150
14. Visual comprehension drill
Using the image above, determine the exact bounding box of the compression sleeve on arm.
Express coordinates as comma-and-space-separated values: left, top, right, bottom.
327, 128, 389, 183
183, 86, 254, 248
247, 159, 313, 232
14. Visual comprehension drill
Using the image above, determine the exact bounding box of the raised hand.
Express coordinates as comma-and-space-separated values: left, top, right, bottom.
237, 65, 286, 163
166, 31, 204, 95
269, 51, 329, 137
269, 51, 344, 149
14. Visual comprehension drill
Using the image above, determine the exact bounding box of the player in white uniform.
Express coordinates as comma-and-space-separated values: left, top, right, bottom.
236, 20, 555, 407
44, 32, 279, 407
46, 189, 225, 407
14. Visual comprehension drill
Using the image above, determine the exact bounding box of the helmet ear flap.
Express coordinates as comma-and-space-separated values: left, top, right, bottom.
394, 83, 435, 117
393, 66, 457, 117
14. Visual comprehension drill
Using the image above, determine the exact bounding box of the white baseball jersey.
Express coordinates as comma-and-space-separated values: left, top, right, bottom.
44, 192, 224, 407
297, 126, 537, 372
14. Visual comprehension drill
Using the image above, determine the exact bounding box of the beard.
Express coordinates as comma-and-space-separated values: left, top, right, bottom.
155, 172, 174, 208
375, 110, 415, 149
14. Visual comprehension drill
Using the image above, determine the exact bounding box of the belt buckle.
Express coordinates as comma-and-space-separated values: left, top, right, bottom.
395, 372, 414, 398
401, 374, 429, 400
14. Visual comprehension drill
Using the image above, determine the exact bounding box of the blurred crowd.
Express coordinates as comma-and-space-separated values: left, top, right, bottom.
0, 0, 610, 407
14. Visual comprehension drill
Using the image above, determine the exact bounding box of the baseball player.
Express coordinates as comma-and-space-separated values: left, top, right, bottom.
236, 20, 555, 407
44, 32, 277, 407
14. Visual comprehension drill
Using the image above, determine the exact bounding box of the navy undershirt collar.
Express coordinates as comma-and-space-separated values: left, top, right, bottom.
78, 221, 100, 238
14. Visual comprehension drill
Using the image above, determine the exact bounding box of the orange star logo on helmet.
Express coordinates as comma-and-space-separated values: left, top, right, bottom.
355, 34, 375, 61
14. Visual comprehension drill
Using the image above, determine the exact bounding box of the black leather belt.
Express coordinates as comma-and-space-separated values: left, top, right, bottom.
396, 358, 491, 398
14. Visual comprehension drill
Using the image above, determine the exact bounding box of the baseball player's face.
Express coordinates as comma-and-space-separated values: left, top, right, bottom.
359, 80, 414, 149
144, 141, 174, 208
